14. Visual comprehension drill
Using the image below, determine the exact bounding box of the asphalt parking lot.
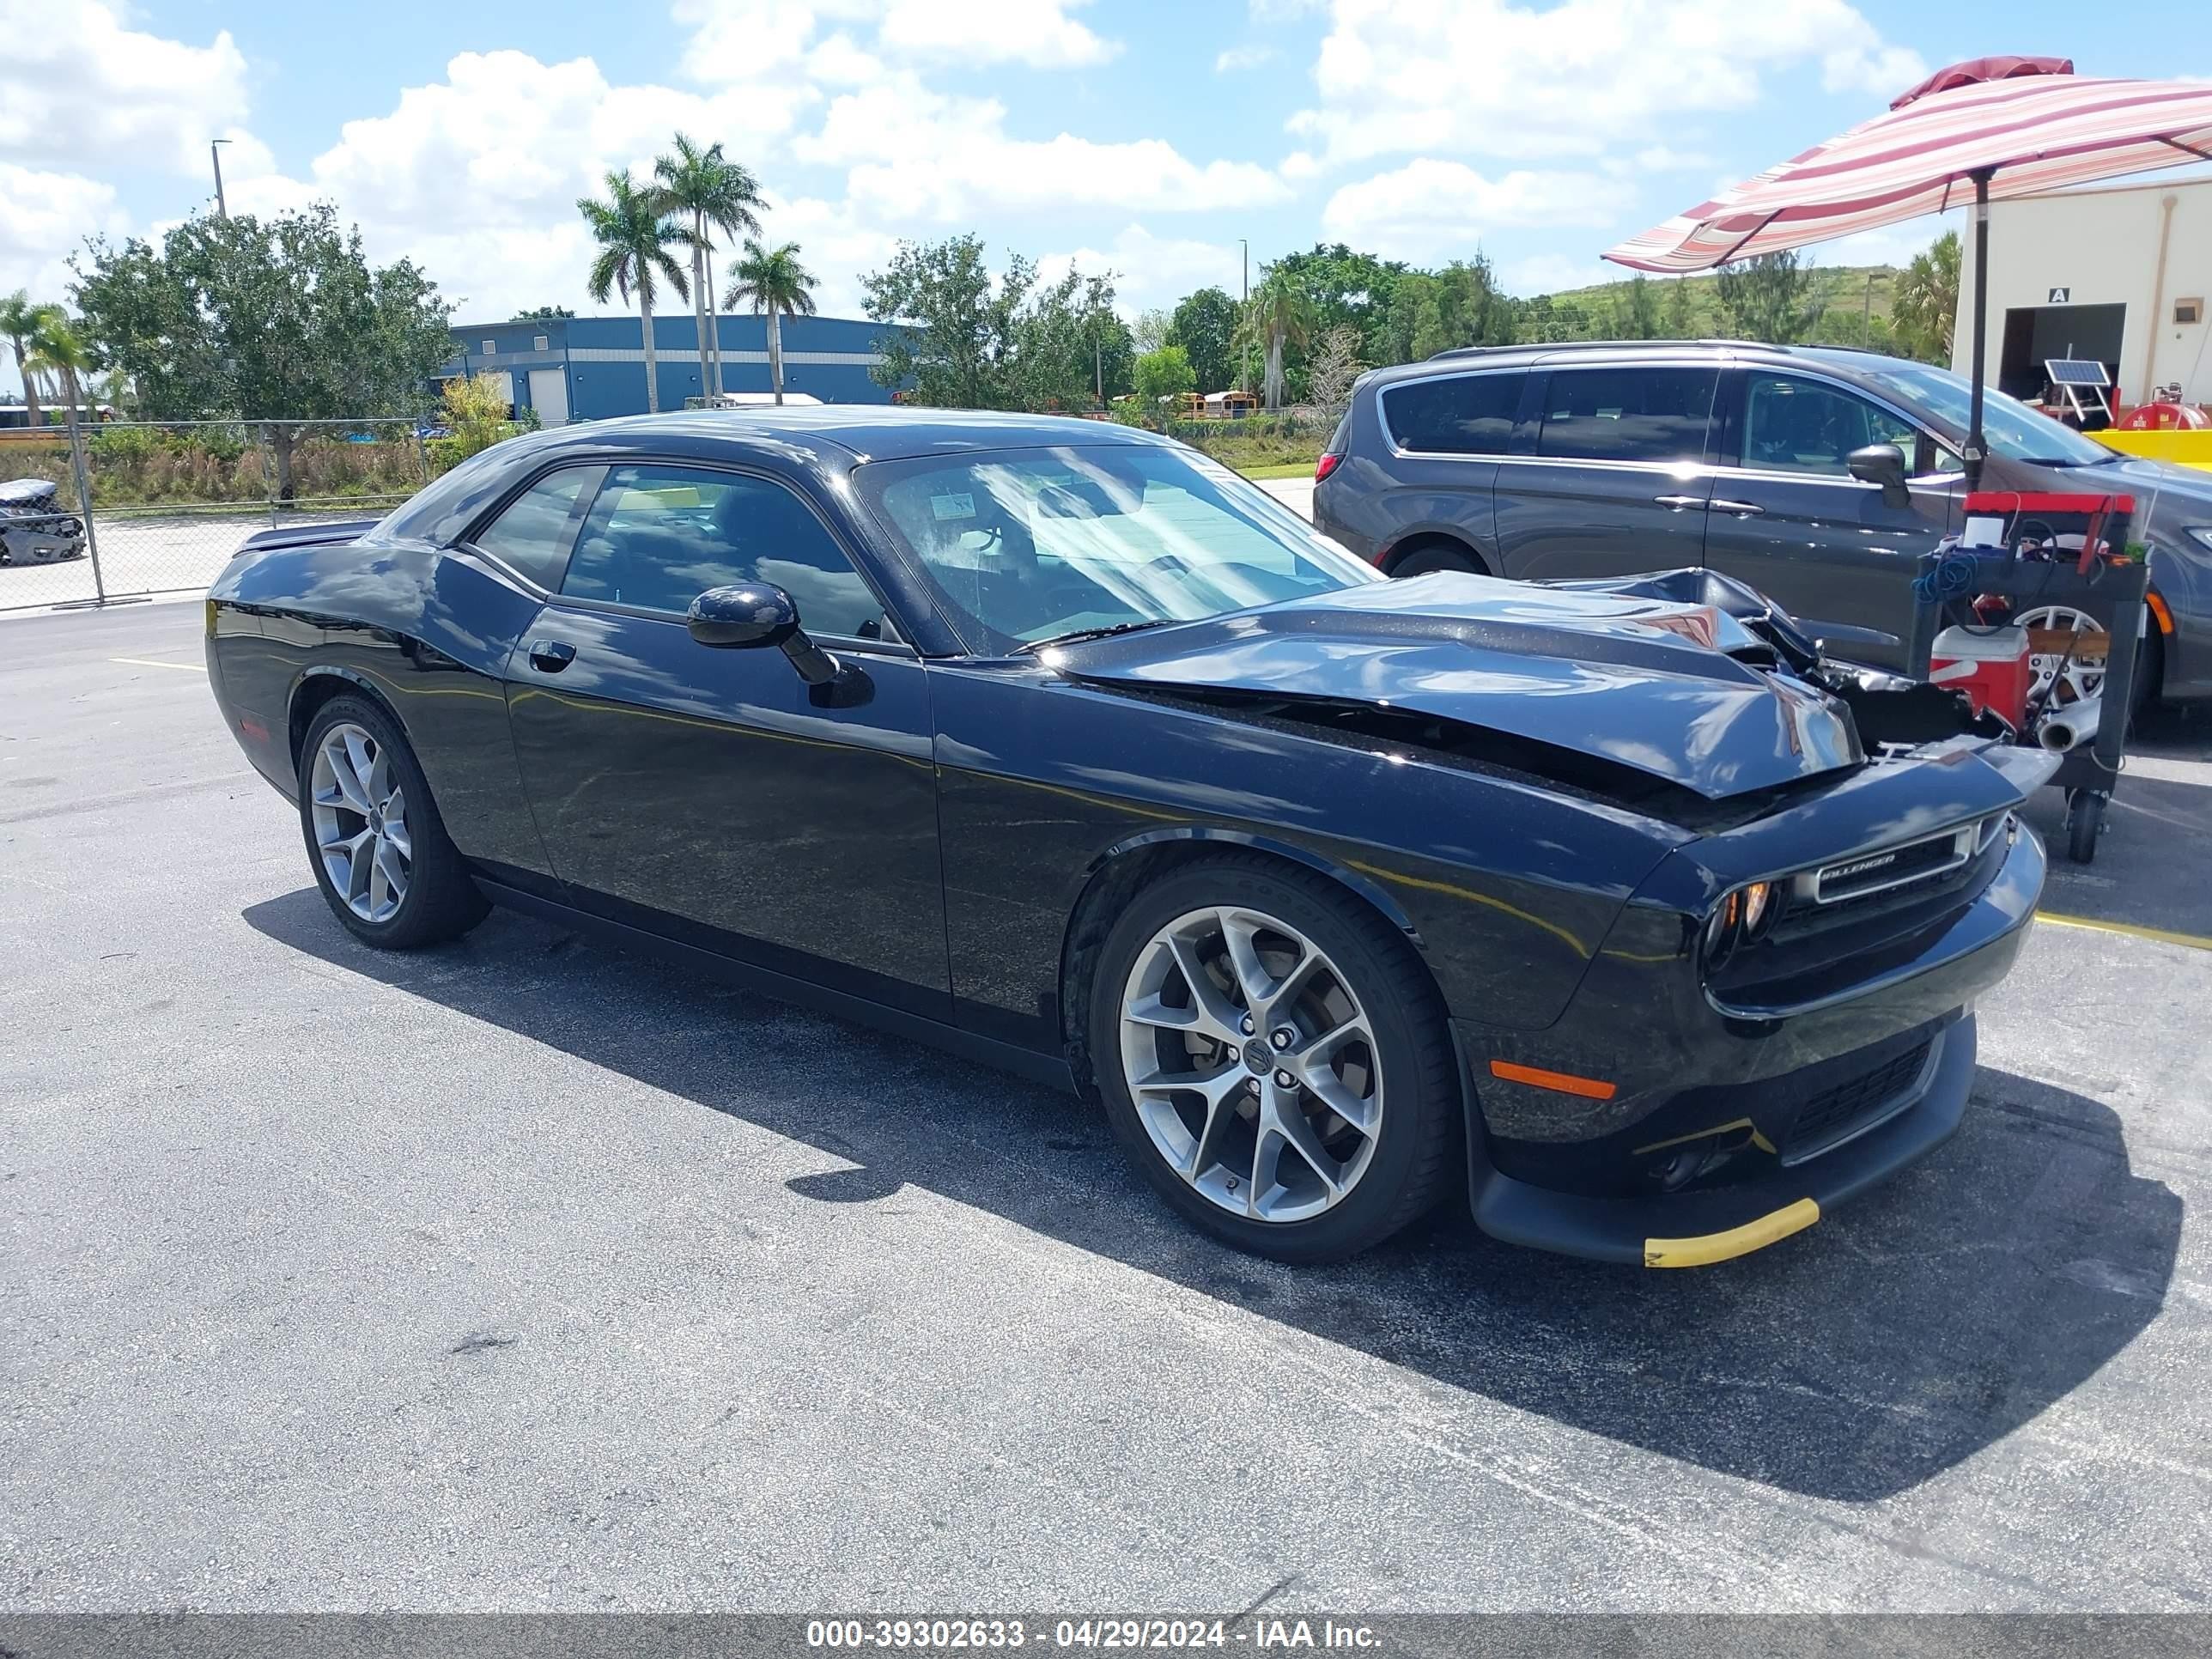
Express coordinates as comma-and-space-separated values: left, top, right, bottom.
5, 597, 2212, 1613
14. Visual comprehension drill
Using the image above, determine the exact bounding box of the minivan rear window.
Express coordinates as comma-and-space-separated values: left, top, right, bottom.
1536, 367, 1717, 465
1380, 373, 1524, 455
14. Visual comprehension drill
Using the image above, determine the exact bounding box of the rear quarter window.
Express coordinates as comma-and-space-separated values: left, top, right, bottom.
1380, 373, 1525, 455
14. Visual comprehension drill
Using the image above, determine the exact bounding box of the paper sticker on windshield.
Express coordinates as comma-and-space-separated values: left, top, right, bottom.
931, 492, 976, 521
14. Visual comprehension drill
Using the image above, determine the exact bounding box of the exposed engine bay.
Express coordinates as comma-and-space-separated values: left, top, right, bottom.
1542, 568, 2013, 752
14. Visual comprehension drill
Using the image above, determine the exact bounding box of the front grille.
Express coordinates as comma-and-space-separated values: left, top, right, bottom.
1808, 822, 1981, 905
1781, 1037, 1933, 1164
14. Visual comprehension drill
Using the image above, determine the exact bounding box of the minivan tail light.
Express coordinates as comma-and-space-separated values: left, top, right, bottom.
1314, 452, 1341, 482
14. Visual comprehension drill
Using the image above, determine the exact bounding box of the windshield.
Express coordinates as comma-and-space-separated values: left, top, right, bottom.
854, 443, 1380, 654
1826, 356, 2118, 467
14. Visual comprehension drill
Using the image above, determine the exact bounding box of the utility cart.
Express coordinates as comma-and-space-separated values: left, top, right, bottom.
1901, 490, 2149, 864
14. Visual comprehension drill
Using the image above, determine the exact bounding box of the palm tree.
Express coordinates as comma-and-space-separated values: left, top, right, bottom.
578, 170, 690, 414
25, 311, 92, 441
1234, 276, 1315, 410
653, 134, 763, 401
723, 241, 818, 405
2, 290, 53, 428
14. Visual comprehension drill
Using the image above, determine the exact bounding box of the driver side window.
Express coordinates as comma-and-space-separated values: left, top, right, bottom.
559, 463, 887, 638
1742, 376, 1918, 477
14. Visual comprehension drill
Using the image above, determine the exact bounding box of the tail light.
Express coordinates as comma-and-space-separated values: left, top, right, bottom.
1314, 452, 1341, 482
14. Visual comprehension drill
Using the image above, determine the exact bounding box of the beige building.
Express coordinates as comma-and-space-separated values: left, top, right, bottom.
1954, 174, 2212, 409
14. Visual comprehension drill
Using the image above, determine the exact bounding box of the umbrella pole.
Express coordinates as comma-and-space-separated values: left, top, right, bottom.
1966, 167, 1994, 491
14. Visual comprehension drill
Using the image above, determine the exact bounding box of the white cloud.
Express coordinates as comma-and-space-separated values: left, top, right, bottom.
1321, 158, 1632, 259
803, 78, 1292, 222
1287, 0, 1927, 165
1039, 223, 1247, 314
1216, 44, 1276, 72
0, 164, 126, 304
677, 0, 1117, 74
1500, 252, 1624, 296
875, 0, 1119, 67
0, 0, 248, 173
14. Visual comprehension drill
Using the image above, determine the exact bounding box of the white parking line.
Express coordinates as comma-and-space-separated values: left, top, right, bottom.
108, 657, 207, 672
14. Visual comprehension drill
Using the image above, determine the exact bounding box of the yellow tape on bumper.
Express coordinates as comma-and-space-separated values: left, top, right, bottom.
1644, 1198, 1820, 1268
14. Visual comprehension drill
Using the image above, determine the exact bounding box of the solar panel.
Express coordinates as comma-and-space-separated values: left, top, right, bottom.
2045, 359, 2111, 386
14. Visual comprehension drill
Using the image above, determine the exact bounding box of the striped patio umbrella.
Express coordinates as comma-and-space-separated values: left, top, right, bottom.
1603, 59, 2212, 484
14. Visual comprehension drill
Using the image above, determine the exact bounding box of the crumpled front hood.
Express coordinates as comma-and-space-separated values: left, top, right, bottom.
1044, 572, 1864, 800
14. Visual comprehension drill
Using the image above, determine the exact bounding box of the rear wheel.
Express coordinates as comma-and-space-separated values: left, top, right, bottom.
1087, 856, 1461, 1262
1389, 539, 1486, 579
298, 695, 489, 949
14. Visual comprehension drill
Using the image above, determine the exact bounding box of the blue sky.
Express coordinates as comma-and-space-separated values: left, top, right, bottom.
5, 0, 2209, 385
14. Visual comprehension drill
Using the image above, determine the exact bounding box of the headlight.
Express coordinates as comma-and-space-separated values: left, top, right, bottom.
2185, 526, 2212, 553
1703, 880, 1778, 968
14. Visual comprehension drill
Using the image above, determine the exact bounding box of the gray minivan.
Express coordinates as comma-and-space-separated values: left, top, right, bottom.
1311, 341, 2212, 703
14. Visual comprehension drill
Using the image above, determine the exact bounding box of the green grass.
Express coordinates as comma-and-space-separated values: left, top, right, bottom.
1237, 460, 1317, 480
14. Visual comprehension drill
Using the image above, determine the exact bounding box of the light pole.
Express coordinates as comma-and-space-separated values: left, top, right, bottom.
1240, 239, 1248, 303
210, 138, 232, 220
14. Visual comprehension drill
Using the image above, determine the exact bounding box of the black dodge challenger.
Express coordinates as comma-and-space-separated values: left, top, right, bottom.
205, 409, 2054, 1267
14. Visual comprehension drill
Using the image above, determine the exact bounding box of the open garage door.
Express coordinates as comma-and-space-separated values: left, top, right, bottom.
1999, 301, 2125, 404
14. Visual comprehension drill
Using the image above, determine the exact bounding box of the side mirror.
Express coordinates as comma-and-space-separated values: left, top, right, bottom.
1847, 442, 1911, 507
687, 581, 866, 702
688, 581, 800, 650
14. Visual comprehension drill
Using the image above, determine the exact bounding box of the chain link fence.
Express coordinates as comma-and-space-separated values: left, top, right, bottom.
0, 416, 433, 614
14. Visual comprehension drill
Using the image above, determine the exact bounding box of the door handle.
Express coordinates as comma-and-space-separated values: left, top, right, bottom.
1710, 499, 1766, 517
527, 639, 576, 673
1652, 494, 1705, 511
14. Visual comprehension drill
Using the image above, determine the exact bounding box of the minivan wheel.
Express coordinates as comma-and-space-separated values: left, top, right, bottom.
1390, 540, 1486, 579
298, 695, 489, 950
1087, 855, 1461, 1263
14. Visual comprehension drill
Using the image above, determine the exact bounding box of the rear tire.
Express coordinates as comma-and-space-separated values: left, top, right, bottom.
1087, 855, 1462, 1263
1390, 540, 1486, 579
297, 695, 489, 949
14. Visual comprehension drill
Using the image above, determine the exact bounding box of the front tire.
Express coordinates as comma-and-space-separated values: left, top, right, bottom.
1087, 856, 1462, 1263
298, 695, 489, 949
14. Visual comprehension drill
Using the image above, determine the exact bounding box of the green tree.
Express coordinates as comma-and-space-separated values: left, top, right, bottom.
1131, 307, 1172, 355
1131, 343, 1196, 409
1380, 256, 1511, 362
578, 170, 690, 414
426, 372, 522, 470
1617, 275, 1662, 340
1662, 275, 1697, 338
1167, 286, 1237, 393
25, 310, 92, 425
513, 304, 575, 321
866, 235, 1018, 408
72, 204, 453, 497
1235, 274, 1315, 410
861, 237, 1125, 410
1892, 231, 1960, 364
1, 290, 60, 428
653, 133, 763, 399
1714, 250, 1825, 343
1268, 243, 1412, 365
723, 239, 818, 404
1009, 267, 1127, 410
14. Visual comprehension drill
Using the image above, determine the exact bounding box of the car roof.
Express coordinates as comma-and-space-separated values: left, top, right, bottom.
1360, 338, 1911, 392
544, 405, 1173, 463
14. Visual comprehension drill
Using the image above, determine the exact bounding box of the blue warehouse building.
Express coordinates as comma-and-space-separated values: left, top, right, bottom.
436, 313, 896, 423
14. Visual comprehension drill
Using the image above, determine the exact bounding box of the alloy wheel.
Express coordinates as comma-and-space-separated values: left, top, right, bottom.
308, 721, 412, 923
1118, 904, 1383, 1224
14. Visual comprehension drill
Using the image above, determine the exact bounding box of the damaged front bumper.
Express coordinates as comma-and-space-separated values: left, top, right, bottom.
1455, 803, 2045, 1267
